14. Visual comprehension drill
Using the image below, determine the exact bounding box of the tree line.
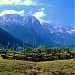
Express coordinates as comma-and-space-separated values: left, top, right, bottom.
0, 45, 75, 62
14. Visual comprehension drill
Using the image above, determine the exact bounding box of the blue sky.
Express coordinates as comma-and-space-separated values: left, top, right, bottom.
0, 0, 74, 27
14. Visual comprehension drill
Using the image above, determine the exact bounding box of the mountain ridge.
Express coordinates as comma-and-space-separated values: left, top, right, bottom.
0, 27, 24, 48
0, 14, 74, 47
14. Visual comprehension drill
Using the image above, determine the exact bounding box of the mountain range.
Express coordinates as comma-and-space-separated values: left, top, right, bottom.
0, 14, 75, 47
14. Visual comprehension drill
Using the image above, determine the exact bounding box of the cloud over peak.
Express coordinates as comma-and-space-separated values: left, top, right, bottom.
33, 11, 46, 19
0, 10, 25, 16
0, 9, 52, 24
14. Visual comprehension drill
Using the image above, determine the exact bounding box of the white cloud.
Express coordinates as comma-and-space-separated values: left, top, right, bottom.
0, 10, 25, 16
39, 19, 52, 24
33, 11, 52, 23
0, 0, 21, 5
23, 0, 37, 5
0, 0, 37, 5
33, 11, 46, 19
40, 8, 45, 11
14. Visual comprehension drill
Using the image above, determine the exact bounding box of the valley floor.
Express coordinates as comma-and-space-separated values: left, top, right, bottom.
0, 55, 75, 75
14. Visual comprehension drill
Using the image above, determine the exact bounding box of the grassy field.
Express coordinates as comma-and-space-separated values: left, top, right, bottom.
0, 55, 75, 75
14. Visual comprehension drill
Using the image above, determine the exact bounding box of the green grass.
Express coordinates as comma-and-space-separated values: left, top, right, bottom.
0, 56, 2, 60
37, 59, 75, 75
0, 56, 75, 75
